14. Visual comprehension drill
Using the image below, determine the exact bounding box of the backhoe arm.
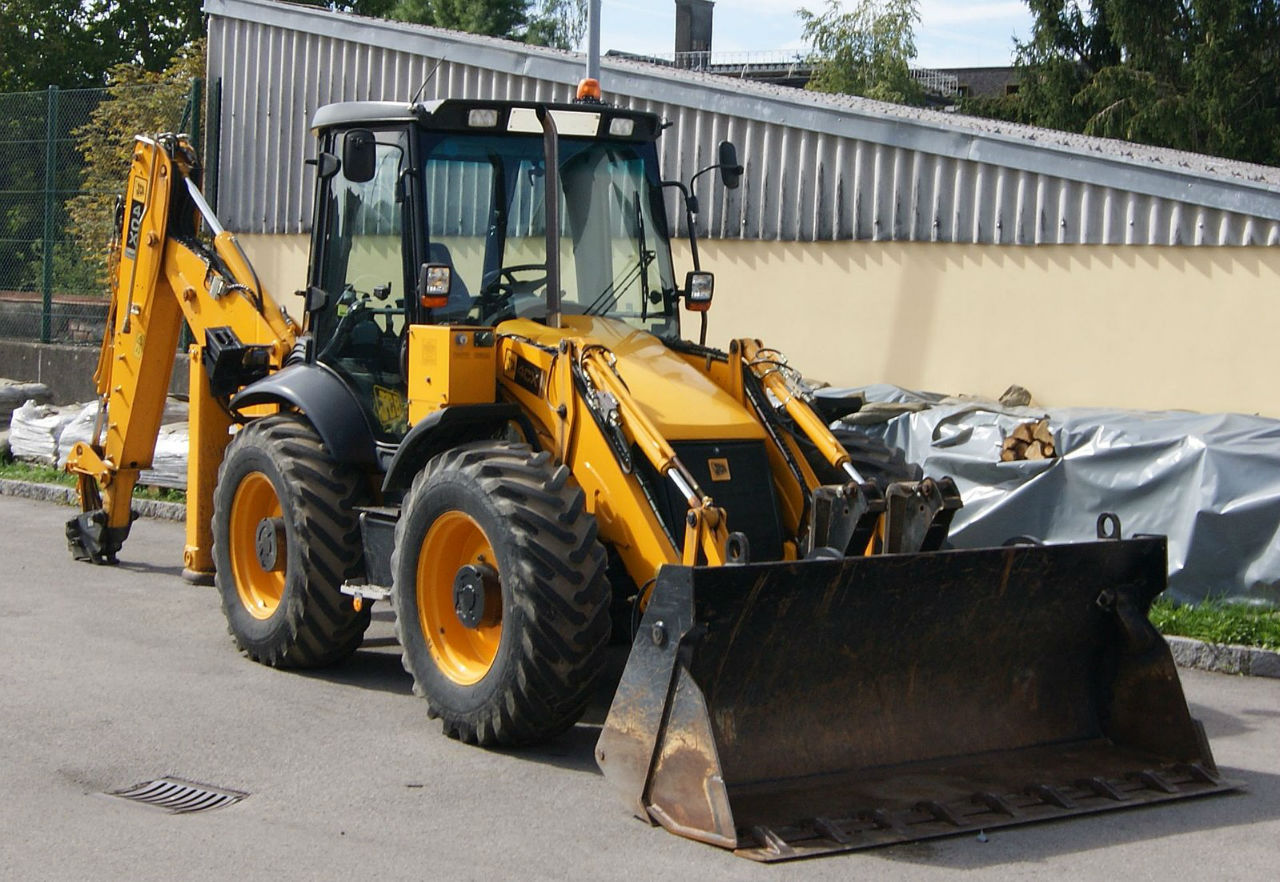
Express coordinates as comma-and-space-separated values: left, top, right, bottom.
66, 134, 297, 568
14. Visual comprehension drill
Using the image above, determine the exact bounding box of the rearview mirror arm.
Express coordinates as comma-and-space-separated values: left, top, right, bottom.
661, 180, 700, 272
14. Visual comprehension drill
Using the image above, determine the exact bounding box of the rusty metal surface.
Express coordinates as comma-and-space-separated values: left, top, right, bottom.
595, 567, 696, 822
729, 749, 1235, 861
598, 537, 1237, 860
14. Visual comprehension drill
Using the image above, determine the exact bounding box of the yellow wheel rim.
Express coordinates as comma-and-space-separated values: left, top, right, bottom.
228, 471, 285, 620
417, 511, 502, 685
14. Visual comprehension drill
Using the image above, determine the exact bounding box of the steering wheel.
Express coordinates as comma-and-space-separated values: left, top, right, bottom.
476, 263, 548, 322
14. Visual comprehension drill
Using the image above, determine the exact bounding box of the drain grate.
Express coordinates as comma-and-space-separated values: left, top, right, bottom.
111, 777, 247, 814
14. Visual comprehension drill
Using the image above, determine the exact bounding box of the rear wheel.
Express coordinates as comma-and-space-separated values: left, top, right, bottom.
212, 415, 370, 667
392, 441, 610, 746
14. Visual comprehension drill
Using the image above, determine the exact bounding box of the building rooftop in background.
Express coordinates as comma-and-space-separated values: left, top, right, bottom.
203, 0, 1280, 246
611, 50, 1017, 104
661, 1, 1017, 101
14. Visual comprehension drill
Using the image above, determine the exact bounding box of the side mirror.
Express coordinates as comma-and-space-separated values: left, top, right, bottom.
684, 271, 714, 312
343, 129, 377, 183
313, 152, 341, 179
418, 263, 452, 309
718, 141, 743, 190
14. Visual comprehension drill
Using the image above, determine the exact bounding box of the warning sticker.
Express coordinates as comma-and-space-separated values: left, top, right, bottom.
372, 384, 408, 434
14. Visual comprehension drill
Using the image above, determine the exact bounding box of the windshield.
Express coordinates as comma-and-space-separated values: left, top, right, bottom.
418, 132, 679, 338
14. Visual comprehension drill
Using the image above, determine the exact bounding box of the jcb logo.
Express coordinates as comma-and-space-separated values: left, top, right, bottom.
124, 190, 146, 260
707, 458, 731, 482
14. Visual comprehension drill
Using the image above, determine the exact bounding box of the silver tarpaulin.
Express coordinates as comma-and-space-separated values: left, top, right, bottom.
832, 384, 1280, 607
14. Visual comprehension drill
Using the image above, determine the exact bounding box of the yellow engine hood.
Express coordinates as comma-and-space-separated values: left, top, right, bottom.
502, 316, 764, 441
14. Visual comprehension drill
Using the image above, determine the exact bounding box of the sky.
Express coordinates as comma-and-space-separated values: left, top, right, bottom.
596, 1, 1034, 69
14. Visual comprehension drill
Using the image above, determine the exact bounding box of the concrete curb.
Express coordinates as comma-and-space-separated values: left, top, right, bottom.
0, 478, 186, 522
1165, 634, 1280, 679
4, 477, 1278, 677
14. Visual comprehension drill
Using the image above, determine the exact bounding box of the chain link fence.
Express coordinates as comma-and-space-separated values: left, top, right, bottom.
0, 82, 202, 345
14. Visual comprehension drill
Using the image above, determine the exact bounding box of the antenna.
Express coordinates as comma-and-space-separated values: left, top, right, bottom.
410, 57, 445, 106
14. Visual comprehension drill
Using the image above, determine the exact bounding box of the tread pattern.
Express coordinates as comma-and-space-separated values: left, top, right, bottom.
213, 415, 370, 668
392, 441, 611, 746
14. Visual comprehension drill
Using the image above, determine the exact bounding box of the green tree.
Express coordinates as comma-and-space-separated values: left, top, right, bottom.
797, 0, 925, 106
65, 41, 205, 290
93, 1, 204, 74
0, 1, 202, 91
389, 0, 528, 34
0, 0, 107, 90
387, 0, 586, 47
985, 1, 1280, 166
526, 0, 589, 50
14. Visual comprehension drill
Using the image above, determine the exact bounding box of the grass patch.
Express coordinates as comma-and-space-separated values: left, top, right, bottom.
1151, 596, 1280, 651
0, 458, 185, 504
0, 460, 74, 487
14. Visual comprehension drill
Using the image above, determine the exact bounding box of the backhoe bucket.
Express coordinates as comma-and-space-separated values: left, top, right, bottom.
596, 537, 1234, 861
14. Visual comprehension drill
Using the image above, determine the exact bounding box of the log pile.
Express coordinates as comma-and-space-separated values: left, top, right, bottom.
1001, 419, 1057, 461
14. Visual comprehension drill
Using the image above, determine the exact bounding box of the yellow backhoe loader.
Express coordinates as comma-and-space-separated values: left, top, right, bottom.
65, 84, 1233, 860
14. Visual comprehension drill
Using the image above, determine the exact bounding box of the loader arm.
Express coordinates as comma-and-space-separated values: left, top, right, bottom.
735, 337, 965, 554
673, 336, 961, 557
65, 135, 298, 571
573, 342, 731, 568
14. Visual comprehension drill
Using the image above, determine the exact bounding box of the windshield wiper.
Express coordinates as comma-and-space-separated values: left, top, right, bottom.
584, 259, 644, 316
584, 192, 656, 318
636, 196, 653, 322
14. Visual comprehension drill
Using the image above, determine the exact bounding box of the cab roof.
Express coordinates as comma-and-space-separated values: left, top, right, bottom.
311, 99, 662, 143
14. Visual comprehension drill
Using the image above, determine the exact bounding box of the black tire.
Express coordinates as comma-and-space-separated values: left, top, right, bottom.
391, 441, 611, 746
212, 415, 371, 667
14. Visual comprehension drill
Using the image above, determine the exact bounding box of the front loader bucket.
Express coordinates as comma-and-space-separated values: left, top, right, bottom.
596, 538, 1236, 861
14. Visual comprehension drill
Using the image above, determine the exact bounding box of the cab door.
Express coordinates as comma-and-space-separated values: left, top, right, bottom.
308, 127, 415, 441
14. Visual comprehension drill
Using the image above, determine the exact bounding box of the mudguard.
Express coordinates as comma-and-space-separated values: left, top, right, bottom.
381, 403, 530, 493
231, 363, 376, 465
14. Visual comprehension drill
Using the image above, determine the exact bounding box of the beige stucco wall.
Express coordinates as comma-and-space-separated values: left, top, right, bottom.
239, 233, 1280, 417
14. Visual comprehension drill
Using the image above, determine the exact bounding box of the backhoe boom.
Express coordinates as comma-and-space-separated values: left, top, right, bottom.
66, 134, 297, 572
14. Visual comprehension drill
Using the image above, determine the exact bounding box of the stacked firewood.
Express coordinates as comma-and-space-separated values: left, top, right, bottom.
1000, 419, 1057, 461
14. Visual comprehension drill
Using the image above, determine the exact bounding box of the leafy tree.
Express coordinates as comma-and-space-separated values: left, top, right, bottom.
388, 0, 585, 47
337, 1, 401, 16
526, 0, 589, 51
0, 1, 202, 91
980, 1, 1280, 166
65, 41, 205, 290
92, 1, 204, 75
0, 1, 107, 91
797, 0, 925, 106
389, 0, 528, 34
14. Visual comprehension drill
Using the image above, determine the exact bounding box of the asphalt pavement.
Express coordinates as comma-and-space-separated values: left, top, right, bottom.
1, 494, 1277, 880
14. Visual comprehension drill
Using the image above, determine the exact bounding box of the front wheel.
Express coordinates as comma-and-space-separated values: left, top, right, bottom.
392, 441, 611, 746
212, 415, 370, 667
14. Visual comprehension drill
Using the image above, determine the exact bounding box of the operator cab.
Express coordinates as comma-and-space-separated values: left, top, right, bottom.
304, 99, 681, 443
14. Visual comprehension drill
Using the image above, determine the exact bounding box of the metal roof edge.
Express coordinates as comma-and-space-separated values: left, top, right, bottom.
204, 0, 582, 84
205, 0, 1280, 223
597, 60, 1280, 222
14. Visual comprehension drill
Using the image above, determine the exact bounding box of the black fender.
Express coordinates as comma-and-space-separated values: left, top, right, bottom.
382, 403, 532, 493
231, 363, 377, 465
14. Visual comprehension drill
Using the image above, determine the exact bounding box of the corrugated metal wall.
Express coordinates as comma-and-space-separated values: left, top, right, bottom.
206, 0, 1280, 247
